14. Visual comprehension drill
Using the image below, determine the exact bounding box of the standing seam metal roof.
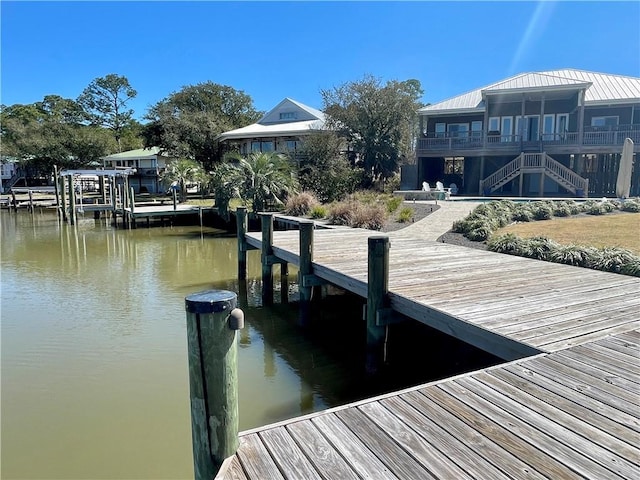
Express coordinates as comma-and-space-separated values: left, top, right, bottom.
419, 69, 640, 114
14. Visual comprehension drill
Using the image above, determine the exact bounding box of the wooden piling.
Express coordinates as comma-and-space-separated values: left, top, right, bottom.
298, 221, 314, 324
236, 207, 248, 280
260, 213, 274, 305
366, 236, 390, 375
129, 187, 136, 228
185, 290, 243, 480
68, 176, 76, 225
172, 188, 178, 211
53, 166, 61, 219
280, 262, 289, 304
59, 176, 67, 221
28, 190, 34, 213
110, 177, 117, 225
10, 190, 17, 211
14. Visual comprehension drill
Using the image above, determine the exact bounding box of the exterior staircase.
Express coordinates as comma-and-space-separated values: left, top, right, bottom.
2, 172, 26, 193
480, 152, 589, 197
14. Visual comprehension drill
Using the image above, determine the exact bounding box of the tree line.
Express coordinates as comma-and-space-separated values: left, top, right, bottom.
1, 73, 424, 201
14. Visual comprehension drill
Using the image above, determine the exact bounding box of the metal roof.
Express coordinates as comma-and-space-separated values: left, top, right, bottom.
419, 69, 640, 115
219, 98, 325, 141
101, 147, 163, 160
217, 119, 325, 141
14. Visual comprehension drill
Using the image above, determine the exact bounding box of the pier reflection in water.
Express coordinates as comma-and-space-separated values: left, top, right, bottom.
1, 210, 498, 479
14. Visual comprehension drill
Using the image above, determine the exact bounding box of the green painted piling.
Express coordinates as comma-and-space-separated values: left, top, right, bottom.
185, 290, 243, 480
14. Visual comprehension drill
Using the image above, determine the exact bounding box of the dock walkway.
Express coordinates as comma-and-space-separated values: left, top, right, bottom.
218, 207, 639, 479
221, 329, 639, 479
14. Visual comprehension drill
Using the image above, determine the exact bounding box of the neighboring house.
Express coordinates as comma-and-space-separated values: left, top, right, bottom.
101, 147, 176, 194
1, 157, 19, 192
217, 98, 326, 162
414, 69, 640, 197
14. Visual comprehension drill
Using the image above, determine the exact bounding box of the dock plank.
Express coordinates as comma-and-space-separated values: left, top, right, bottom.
357, 401, 475, 479
438, 380, 627, 479
236, 435, 285, 480
286, 421, 361, 480
312, 413, 399, 479
258, 427, 322, 479
335, 407, 436, 479
418, 385, 583, 479
381, 394, 543, 479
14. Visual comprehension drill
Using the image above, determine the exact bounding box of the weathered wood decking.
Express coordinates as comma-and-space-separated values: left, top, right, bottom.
246, 227, 639, 357
220, 225, 639, 479
220, 330, 639, 479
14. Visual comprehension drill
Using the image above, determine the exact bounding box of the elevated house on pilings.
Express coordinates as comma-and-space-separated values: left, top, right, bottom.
101, 147, 176, 195
216, 98, 326, 165
411, 69, 640, 197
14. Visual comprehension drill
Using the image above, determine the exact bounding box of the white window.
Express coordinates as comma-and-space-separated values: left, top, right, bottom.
279, 112, 297, 120
543, 114, 555, 140
435, 123, 446, 137
447, 123, 469, 137
556, 114, 569, 134
501, 117, 513, 141
591, 116, 618, 128
471, 121, 482, 136
488, 117, 500, 133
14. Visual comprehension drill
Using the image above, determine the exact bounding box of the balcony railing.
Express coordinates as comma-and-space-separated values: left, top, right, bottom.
417, 124, 640, 152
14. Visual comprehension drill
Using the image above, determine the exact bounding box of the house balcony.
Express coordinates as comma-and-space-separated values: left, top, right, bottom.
416, 124, 640, 157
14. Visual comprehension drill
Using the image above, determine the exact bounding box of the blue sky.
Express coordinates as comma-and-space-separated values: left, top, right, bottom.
2, 1, 639, 120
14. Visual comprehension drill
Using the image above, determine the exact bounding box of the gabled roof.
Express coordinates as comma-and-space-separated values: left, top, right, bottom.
218, 98, 325, 141
101, 147, 163, 160
482, 72, 591, 94
419, 69, 640, 115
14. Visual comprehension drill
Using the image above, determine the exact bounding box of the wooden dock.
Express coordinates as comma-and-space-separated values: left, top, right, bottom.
216, 221, 639, 479
220, 329, 639, 479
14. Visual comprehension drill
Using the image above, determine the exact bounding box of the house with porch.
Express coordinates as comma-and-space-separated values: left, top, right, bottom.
101, 147, 176, 194
217, 98, 325, 162
413, 69, 640, 197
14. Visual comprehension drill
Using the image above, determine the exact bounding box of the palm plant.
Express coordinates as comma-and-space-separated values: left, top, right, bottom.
225, 152, 298, 213
161, 158, 206, 202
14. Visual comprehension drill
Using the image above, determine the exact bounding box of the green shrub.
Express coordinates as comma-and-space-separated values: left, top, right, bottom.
565, 200, 581, 215
521, 236, 557, 260
531, 202, 553, 220
621, 259, 640, 277
397, 207, 414, 223
284, 191, 319, 216
552, 202, 572, 217
382, 173, 401, 194
452, 219, 468, 233
549, 244, 598, 268
487, 233, 522, 254
621, 199, 640, 213
512, 206, 534, 222
590, 247, 636, 273
601, 200, 616, 213
386, 196, 403, 213
310, 205, 327, 219
586, 203, 606, 215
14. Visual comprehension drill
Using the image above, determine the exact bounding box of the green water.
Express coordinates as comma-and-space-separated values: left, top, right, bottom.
1, 211, 324, 479
1, 209, 499, 479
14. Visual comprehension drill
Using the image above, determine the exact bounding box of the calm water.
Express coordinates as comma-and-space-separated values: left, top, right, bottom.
1, 209, 499, 479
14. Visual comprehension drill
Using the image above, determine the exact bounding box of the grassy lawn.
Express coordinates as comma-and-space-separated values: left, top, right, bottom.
495, 212, 640, 255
